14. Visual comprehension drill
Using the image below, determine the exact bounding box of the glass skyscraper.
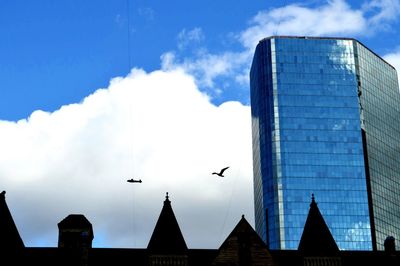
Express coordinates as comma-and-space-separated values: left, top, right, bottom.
250, 36, 400, 251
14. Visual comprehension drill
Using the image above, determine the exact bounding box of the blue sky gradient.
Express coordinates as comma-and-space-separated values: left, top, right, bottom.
0, 0, 265, 119
2, 0, 398, 120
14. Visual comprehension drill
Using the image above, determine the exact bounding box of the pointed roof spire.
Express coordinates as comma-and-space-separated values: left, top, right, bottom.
165, 192, 170, 202
0, 191, 25, 250
298, 194, 339, 255
147, 193, 187, 254
213, 215, 274, 265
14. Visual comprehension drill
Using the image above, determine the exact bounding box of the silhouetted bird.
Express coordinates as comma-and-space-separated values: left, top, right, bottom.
212, 167, 229, 177
127, 179, 142, 183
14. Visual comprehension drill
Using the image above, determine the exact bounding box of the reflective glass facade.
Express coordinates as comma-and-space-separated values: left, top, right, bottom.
250, 36, 400, 251
355, 42, 400, 250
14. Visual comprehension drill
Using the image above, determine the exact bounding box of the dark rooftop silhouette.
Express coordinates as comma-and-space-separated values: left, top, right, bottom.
58, 214, 94, 232
58, 214, 94, 248
213, 214, 275, 265
298, 194, 339, 255
0, 191, 24, 250
147, 192, 188, 254
1, 190, 399, 265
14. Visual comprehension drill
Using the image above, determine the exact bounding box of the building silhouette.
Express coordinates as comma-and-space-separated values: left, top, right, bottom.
147, 192, 188, 265
250, 36, 400, 250
1, 190, 400, 265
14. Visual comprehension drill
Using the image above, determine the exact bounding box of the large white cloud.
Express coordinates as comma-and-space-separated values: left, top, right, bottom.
1, 68, 253, 248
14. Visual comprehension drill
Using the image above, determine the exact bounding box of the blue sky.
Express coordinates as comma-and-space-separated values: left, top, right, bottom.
0, 0, 266, 120
3, 0, 399, 121
1, 0, 400, 248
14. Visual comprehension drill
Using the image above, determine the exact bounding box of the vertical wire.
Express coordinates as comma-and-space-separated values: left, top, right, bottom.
126, 0, 136, 248
219, 169, 239, 244
274, 0, 287, 36
126, 0, 132, 71
132, 186, 137, 247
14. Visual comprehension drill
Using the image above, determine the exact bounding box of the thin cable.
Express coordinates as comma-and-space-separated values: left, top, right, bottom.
274, 0, 287, 36
126, 0, 132, 71
126, 0, 135, 180
126, 0, 137, 248
132, 187, 137, 247
219, 169, 239, 244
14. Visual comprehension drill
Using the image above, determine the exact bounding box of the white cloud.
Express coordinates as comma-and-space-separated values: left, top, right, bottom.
383, 48, 400, 85
161, 50, 251, 89
239, 0, 367, 51
363, 0, 400, 29
177, 27, 205, 50
167, 0, 400, 99
1, 69, 253, 248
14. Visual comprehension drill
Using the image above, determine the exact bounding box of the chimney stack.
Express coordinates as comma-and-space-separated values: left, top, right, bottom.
58, 214, 93, 266
384, 236, 396, 253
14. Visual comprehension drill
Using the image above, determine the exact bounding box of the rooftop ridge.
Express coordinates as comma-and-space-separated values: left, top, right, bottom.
257, 35, 397, 70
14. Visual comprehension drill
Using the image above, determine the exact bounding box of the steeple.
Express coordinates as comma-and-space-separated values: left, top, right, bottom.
147, 192, 188, 254
298, 194, 339, 255
0, 191, 25, 250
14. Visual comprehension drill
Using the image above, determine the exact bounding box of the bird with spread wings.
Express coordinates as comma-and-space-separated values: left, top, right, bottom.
212, 167, 229, 177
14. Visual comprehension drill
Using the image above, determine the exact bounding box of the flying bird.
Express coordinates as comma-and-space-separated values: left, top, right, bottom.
127, 179, 142, 183
212, 167, 229, 177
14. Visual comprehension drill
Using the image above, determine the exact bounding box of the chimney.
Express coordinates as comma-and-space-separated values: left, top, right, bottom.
58, 214, 94, 266
384, 236, 396, 253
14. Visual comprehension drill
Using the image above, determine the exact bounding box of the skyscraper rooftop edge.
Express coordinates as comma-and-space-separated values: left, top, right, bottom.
258, 36, 397, 71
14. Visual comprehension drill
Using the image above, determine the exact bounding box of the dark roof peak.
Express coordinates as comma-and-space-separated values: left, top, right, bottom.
298, 194, 339, 255
147, 193, 187, 254
164, 192, 170, 204
311, 193, 316, 206
0, 190, 25, 249
213, 215, 274, 265
58, 214, 93, 229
